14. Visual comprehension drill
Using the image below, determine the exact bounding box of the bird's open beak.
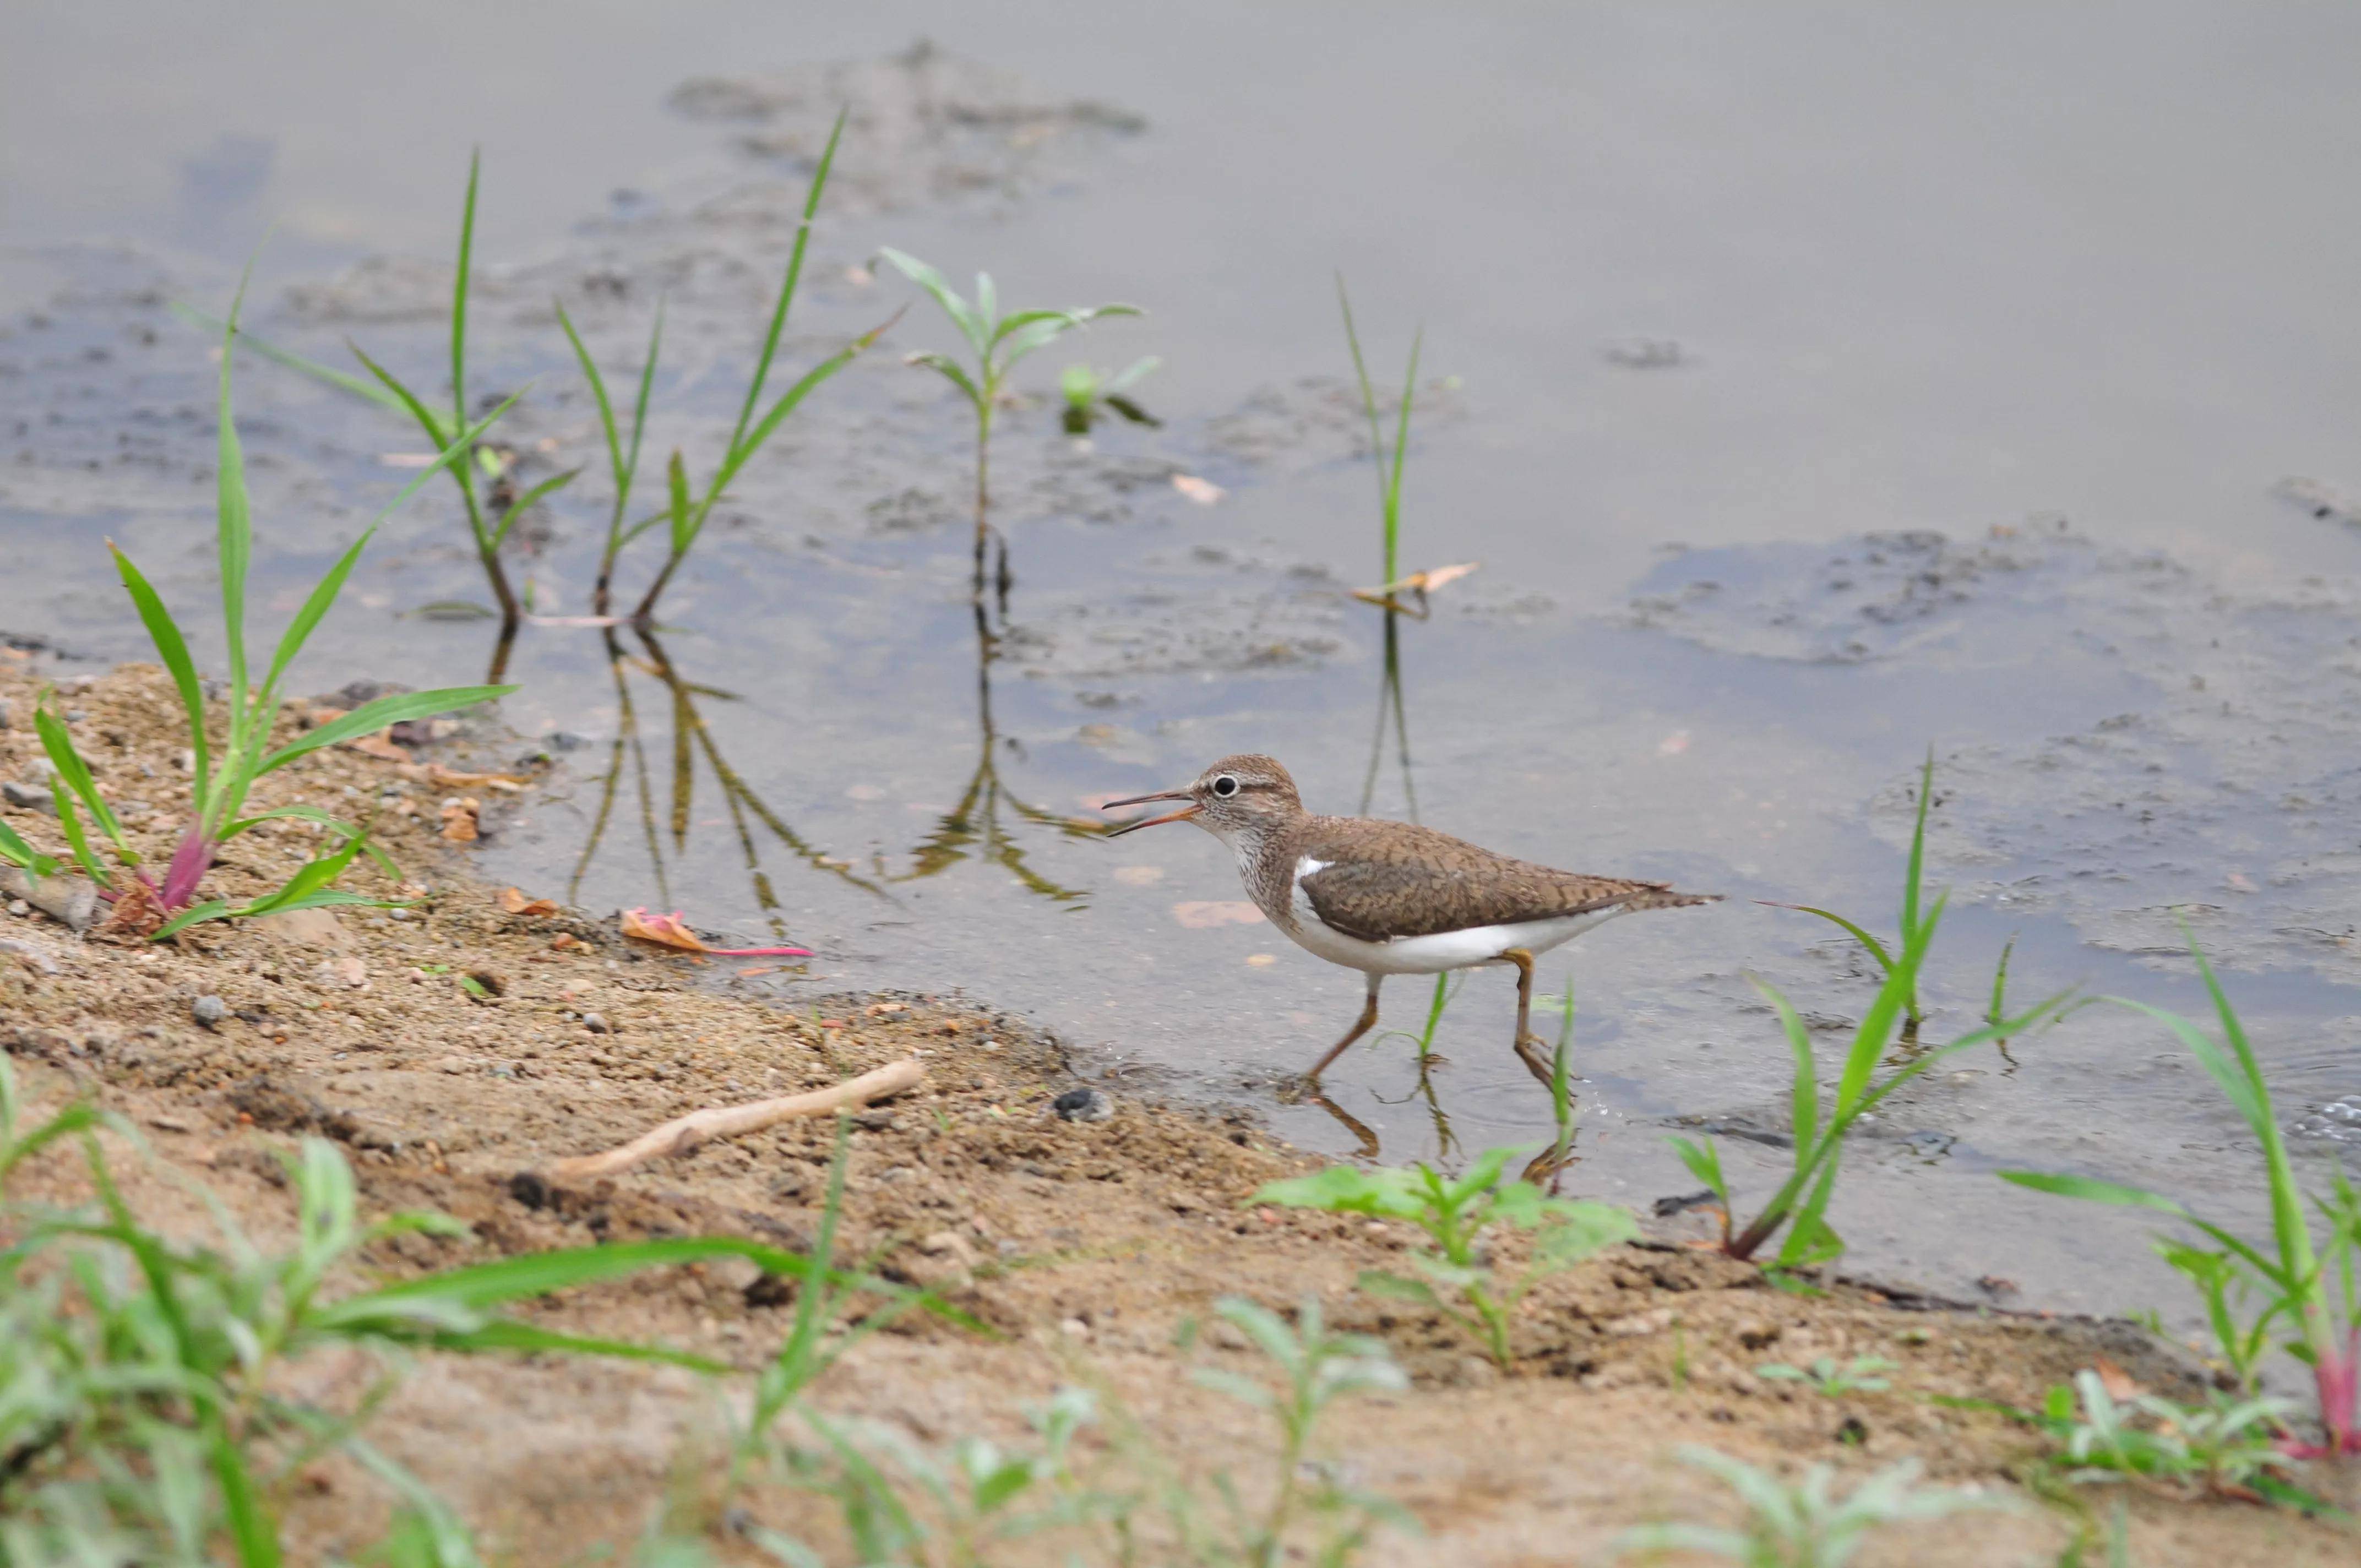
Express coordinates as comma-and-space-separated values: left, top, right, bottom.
1101, 787, 1199, 836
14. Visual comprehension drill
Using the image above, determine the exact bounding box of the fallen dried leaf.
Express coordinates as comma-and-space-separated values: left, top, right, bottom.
2093, 1357, 2142, 1402
1351, 560, 1481, 615
1171, 473, 1226, 505
439, 797, 482, 842
498, 886, 559, 917
95, 881, 167, 941
1173, 900, 1266, 929
864, 1001, 910, 1018
619, 907, 813, 958
349, 731, 412, 763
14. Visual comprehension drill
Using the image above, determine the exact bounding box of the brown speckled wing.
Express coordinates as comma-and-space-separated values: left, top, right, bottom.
1291, 816, 1714, 942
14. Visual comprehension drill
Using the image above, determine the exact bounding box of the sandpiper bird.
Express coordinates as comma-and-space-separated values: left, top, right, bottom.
1103, 754, 1718, 1085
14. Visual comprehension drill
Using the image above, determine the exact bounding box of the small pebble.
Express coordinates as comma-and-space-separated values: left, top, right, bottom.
3, 781, 56, 814
192, 995, 226, 1028
7, 899, 26, 916
581, 1011, 610, 1033
1053, 1087, 1113, 1123
387, 907, 411, 921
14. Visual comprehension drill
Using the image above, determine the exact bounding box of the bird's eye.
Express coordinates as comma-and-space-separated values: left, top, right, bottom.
1210, 774, 1239, 797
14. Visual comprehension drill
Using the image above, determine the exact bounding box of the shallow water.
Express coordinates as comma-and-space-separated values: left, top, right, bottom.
6, 4, 2361, 1322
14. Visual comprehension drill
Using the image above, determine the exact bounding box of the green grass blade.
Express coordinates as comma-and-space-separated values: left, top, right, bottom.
255, 685, 514, 776
350, 341, 469, 450
110, 542, 212, 819
665, 451, 692, 558
35, 703, 129, 854
998, 306, 1138, 367
1829, 894, 1939, 1118
627, 297, 664, 487
556, 300, 624, 488
217, 264, 257, 737
488, 466, 580, 551
209, 1418, 284, 1567
0, 816, 56, 875
709, 314, 896, 499
1384, 326, 1422, 582
240, 830, 368, 915
221, 805, 401, 883
47, 788, 110, 888
452, 149, 479, 437
730, 107, 846, 456
1998, 1171, 2191, 1213
1337, 275, 1391, 562
1755, 901, 1898, 974
314, 1236, 829, 1325
878, 245, 986, 358
1752, 977, 1820, 1174
414, 1320, 727, 1371
151, 899, 233, 939
1668, 1135, 1730, 1208
909, 350, 985, 410
257, 525, 381, 711
1902, 749, 1934, 944
168, 301, 423, 424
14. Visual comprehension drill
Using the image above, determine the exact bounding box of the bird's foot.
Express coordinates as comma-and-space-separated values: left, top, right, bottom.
1514, 1031, 1564, 1088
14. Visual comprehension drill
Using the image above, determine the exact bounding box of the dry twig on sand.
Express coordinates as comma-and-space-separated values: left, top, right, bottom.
546, 1058, 923, 1182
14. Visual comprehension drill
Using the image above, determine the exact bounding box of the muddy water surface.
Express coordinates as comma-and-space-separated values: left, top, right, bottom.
6, 6, 2361, 1327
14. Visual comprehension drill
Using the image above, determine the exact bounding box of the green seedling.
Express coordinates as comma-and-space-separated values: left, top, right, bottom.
35, 275, 519, 936
1059, 355, 1161, 434
1756, 1356, 1898, 1396
1673, 755, 2070, 1268
1336, 276, 1420, 593
1611, 1446, 1995, 1567
0, 1054, 953, 1565
608, 113, 893, 625
0, 812, 59, 878
183, 155, 567, 633
556, 294, 663, 618
2000, 939, 2361, 1459
877, 246, 1140, 592
1757, 753, 1945, 1044
1254, 1145, 1638, 1368
2036, 1371, 2300, 1501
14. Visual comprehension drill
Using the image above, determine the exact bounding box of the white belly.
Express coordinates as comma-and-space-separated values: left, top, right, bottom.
1283, 862, 1628, 975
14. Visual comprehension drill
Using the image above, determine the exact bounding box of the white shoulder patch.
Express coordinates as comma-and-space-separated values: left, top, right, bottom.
1293, 856, 1331, 884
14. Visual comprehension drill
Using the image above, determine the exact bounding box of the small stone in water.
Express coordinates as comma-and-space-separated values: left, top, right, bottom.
192, 995, 226, 1029
1053, 1087, 1113, 1123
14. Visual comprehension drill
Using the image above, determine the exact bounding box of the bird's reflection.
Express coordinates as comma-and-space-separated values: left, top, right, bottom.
883, 598, 1105, 903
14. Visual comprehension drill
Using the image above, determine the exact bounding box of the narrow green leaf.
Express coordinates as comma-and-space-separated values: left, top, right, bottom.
47, 772, 113, 889
556, 300, 624, 486
665, 450, 692, 558
152, 899, 233, 939
1753, 977, 1820, 1173
0, 816, 56, 875
878, 246, 987, 358
168, 301, 425, 425
1997, 1171, 2191, 1213
730, 108, 846, 457
209, 1420, 284, 1567
415, 1320, 727, 1371
110, 543, 213, 815
1902, 749, 1934, 944
350, 341, 467, 450
221, 805, 401, 884
35, 703, 128, 853
488, 465, 580, 551
710, 315, 895, 498
217, 264, 257, 729
254, 685, 514, 776
908, 351, 985, 410
452, 148, 480, 438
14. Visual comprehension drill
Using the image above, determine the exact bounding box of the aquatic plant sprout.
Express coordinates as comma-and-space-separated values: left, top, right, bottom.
556, 294, 663, 618
1059, 354, 1160, 434
619, 112, 895, 625
1336, 275, 1421, 592
35, 275, 520, 935
1673, 756, 2070, 1268
877, 246, 1140, 592
2000, 943, 2361, 1460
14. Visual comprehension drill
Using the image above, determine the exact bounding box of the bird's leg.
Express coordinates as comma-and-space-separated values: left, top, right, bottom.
1503, 947, 1557, 1087
1303, 972, 1384, 1082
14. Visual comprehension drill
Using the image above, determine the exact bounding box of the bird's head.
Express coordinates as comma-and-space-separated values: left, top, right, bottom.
1102, 754, 1302, 846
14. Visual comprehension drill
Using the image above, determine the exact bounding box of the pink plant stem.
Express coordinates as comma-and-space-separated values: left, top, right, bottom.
158, 830, 216, 910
